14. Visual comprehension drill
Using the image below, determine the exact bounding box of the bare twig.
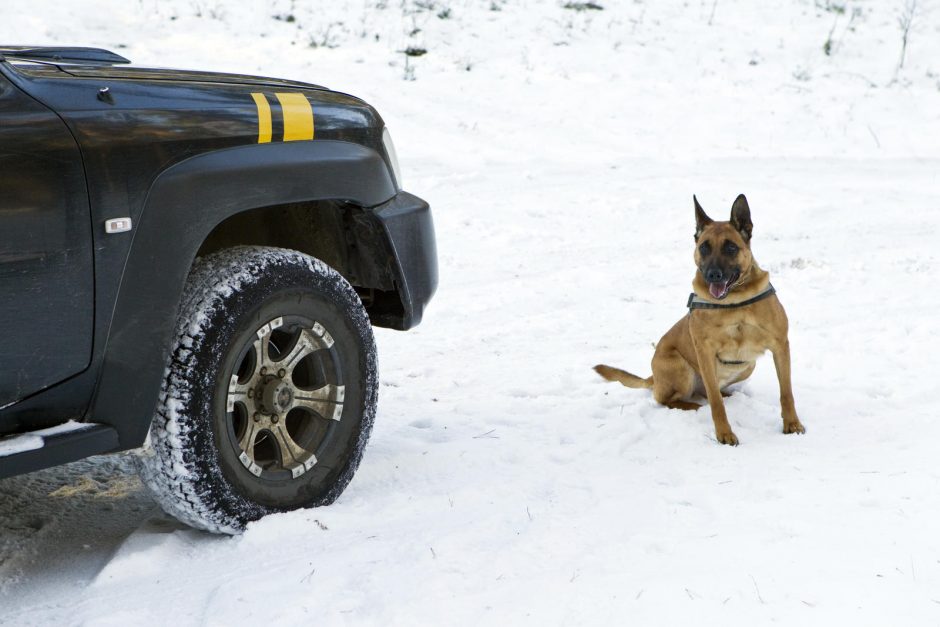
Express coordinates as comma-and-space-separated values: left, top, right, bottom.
749, 574, 766, 604
473, 429, 498, 439
896, 0, 917, 77
823, 14, 838, 56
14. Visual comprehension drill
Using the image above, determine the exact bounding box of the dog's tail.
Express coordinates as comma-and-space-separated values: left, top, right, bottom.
593, 364, 653, 389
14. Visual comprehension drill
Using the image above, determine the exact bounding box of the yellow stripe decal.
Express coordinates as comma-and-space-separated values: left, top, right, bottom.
251, 92, 272, 144
276, 92, 315, 141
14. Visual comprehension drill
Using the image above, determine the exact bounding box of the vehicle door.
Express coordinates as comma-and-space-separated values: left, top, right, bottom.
0, 70, 94, 407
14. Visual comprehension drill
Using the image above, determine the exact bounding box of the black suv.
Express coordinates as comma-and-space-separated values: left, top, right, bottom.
0, 46, 437, 533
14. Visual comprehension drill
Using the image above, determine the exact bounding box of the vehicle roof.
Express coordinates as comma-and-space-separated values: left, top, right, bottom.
0, 45, 130, 65
0, 45, 328, 92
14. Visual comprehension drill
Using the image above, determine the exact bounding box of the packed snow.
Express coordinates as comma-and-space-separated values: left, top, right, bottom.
0, 421, 96, 458
2, 0, 940, 625
0, 435, 42, 459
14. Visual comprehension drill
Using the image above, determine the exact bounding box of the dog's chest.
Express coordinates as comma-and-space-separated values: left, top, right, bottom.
715, 319, 769, 363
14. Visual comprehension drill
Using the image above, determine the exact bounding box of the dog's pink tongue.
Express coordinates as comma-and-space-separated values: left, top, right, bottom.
709, 281, 728, 299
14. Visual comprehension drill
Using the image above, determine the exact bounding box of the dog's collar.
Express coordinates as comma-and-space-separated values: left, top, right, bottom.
687, 283, 776, 310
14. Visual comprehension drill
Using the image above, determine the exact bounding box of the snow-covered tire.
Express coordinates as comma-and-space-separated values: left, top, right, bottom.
136, 246, 377, 534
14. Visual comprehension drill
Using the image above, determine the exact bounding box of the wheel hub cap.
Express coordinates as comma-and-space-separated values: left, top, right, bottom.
260, 377, 294, 415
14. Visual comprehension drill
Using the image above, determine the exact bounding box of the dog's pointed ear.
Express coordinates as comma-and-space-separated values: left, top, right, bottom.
730, 194, 753, 243
694, 195, 712, 240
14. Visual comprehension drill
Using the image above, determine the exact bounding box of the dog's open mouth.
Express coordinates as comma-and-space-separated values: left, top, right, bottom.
708, 272, 740, 300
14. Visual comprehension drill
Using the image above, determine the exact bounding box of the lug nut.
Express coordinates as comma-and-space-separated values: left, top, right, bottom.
247, 389, 254, 398
260, 367, 268, 375
253, 413, 261, 422
271, 415, 279, 424
278, 368, 286, 378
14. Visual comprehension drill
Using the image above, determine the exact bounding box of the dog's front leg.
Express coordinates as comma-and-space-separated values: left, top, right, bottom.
691, 336, 738, 446
771, 339, 805, 435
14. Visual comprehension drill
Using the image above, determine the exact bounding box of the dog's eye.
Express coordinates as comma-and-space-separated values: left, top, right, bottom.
699, 242, 711, 256
723, 241, 738, 256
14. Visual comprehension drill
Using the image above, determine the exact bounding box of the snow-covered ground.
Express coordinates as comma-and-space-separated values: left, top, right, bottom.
2, 1, 940, 624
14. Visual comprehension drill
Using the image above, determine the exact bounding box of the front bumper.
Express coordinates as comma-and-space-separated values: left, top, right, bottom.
369, 191, 438, 330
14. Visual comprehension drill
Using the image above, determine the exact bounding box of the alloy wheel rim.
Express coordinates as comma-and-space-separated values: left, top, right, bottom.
225, 316, 345, 480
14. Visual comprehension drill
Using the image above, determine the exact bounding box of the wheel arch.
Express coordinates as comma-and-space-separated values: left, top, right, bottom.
91, 140, 395, 450
195, 200, 403, 311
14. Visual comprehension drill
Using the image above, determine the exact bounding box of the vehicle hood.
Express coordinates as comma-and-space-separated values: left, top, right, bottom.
60, 65, 328, 91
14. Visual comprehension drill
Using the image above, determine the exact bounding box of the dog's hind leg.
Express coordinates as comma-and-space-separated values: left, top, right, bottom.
650, 349, 699, 411
661, 398, 702, 411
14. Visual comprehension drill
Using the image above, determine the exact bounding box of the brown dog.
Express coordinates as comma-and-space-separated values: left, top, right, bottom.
594, 194, 804, 445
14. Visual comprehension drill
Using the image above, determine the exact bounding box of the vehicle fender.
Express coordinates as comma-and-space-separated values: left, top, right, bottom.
90, 140, 396, 449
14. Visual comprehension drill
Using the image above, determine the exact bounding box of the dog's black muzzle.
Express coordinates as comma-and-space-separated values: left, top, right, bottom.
704, 267, 727, 283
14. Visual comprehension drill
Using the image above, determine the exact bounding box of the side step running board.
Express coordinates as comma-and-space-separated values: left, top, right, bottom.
0, 422, 120, 480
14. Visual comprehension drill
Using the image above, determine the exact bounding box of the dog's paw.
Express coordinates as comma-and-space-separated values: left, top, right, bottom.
783, 419, 806, 435
716, 430, 739, 446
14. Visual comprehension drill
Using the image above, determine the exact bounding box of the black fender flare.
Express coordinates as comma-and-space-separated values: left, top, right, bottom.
90, 140, 396, 449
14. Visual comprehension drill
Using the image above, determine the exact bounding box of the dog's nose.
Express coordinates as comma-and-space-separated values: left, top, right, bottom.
705, 268, 724, 283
